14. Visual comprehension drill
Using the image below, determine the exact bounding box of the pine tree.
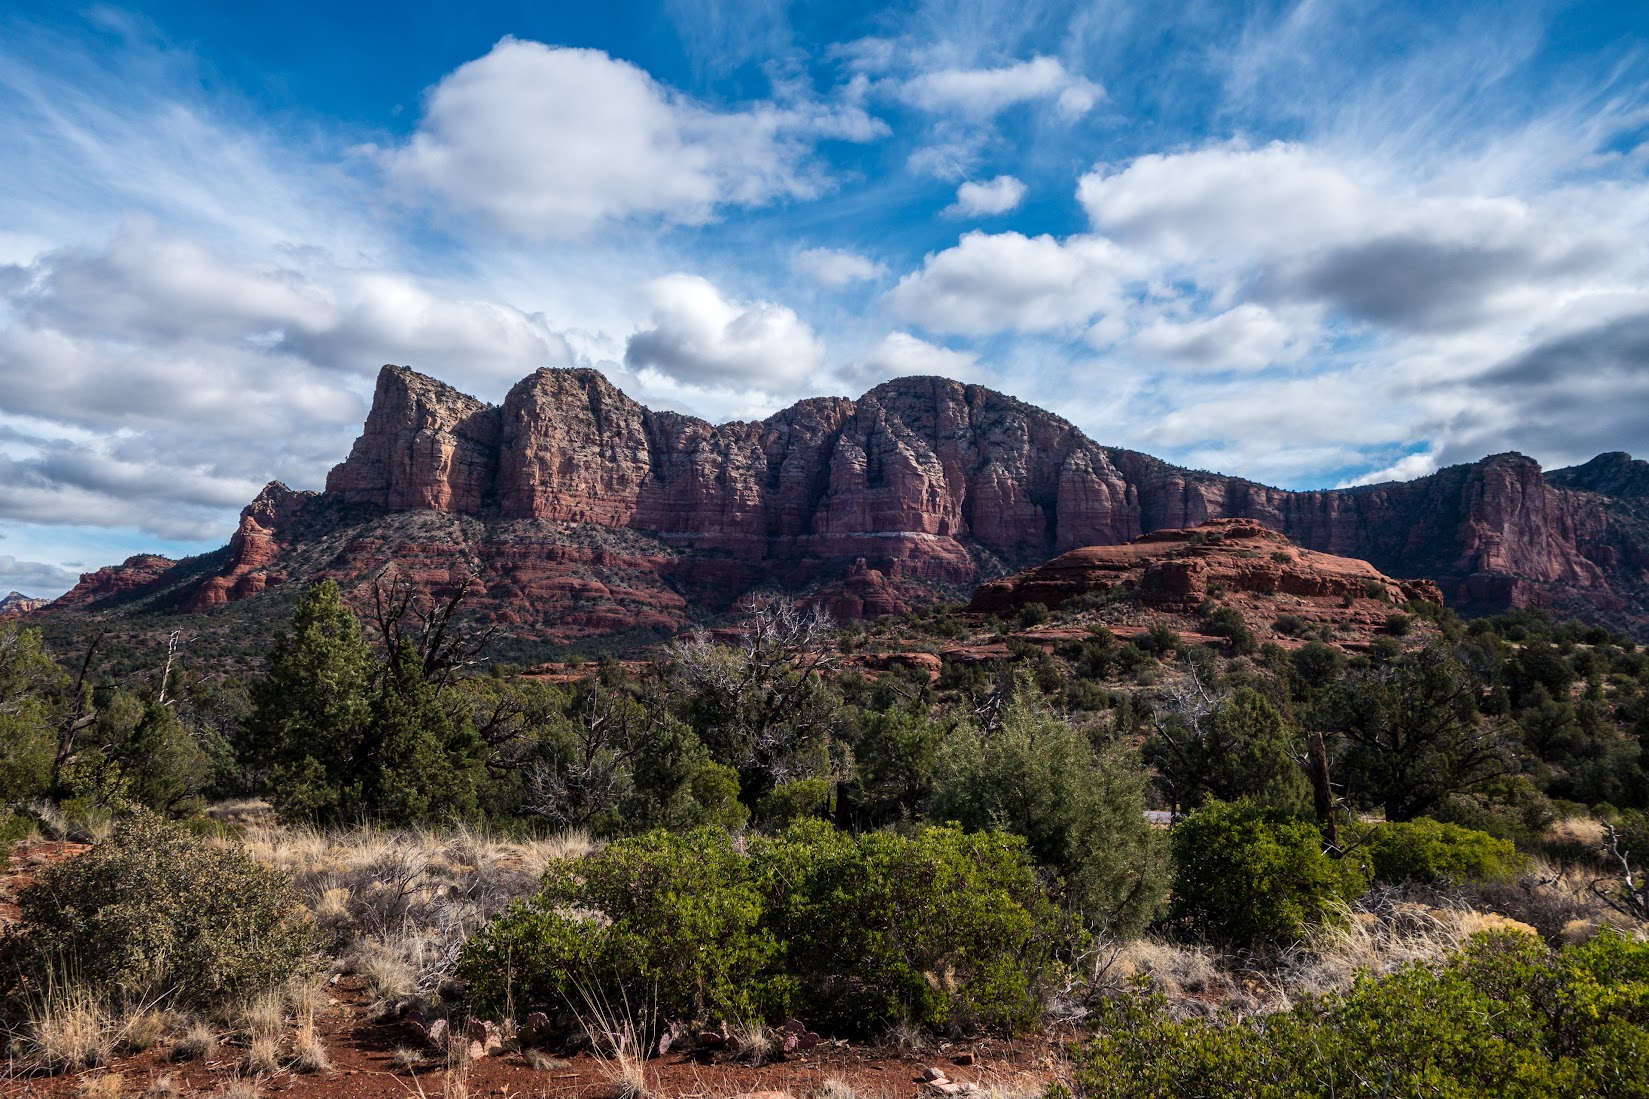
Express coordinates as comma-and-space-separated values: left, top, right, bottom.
245, 581, 373, 821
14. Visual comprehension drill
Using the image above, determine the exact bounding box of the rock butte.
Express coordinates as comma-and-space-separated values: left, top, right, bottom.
39, 366, 1649, 643
971, 518, 1443, 648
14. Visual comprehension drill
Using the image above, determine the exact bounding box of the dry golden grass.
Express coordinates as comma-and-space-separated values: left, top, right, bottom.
290, 1010, 332, 1074
118, 1009, 171, 1054
578, 994, 653, 1099
141, 1075, 183, 1099
25, 984, 115, 1073
77, 1073, 124, 1099
234, 991, 285, 1042
208, 1081, 262, 1099
169, 1021, 218, 1062
391, 1045, 427, 1072
240, 1034, 282, 1077
220, 812, 594, 1021
728, 1019, 774, 1066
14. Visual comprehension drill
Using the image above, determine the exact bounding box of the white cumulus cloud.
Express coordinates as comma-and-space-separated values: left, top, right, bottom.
902, 56, 1102, 119
945, 175, 1027, 218
386, 37, 883, 239
791, 247, 887, 287
625, 273, 826, 388
887, 230, 1141, 335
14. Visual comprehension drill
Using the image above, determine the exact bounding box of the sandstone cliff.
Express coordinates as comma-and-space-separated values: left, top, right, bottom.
970, 518, 1444, 647
46, 366, 1649, 642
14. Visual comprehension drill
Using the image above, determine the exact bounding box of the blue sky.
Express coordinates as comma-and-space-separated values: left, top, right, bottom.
3, 0, 1648, 595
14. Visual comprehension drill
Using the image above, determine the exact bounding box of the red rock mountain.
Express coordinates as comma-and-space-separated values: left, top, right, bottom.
45, 365, 1649, 643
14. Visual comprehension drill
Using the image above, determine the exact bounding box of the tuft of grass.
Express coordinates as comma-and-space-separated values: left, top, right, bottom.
26, 984, 115, 1073
77, 1073, 125, 1099
234, 990, 286, 1042
290, 1011, 332, 1074
391, 1045, 427, 1072
141, 1075, 183, 1099
817, 1078, 865, 1099
241, 1035, 282, 1077
209, 1082, 262, 1099
170, 1021, 218, 1062
729, 1020, 774, 1066
884, 1018, 928, 1056
579, 993, 653, 1099
119, 1008, 171, 1054
442, 1037, 475, 1099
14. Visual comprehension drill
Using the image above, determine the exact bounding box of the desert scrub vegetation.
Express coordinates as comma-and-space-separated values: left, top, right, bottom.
461, 820, 1076, 1034
231, 812, 591, 1014
2, 809, 313, 1011
0, 810, 317, 1077
1354, 815, 1527, 885
1063, 930, 1649, 1098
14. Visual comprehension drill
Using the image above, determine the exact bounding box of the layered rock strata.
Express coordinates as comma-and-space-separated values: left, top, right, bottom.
48, 366, 1649, 641
970, 518, 1444, 645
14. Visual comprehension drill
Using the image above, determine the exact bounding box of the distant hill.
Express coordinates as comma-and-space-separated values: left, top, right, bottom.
0, 591, 49, 619
28, 364, 1649, 654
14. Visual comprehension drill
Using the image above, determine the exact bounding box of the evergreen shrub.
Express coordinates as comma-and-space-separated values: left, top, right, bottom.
459, 821, 1073, 1033
1063, 931, 1649, 1098
1356, 817, 1525, 885
1169, 800, 1368, 947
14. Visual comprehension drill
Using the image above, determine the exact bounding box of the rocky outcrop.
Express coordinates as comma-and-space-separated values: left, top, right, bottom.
0, 592, 48, 619
52, 555, 178, 610
970, 519, 1443, 645
187, 482, 317, 611
46, 365, 1649, 642
326, 367, 500, 512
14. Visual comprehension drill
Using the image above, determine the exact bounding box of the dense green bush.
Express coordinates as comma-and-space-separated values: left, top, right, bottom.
752, 820, 1071, 1032
1169, 800, 1369, 947
460, 821, 1073, 1033
3, 810, 314, 1009
0, 810, 32, 866
931, 693, 1167, 935
1356, 817, 1525, 885
1064, 931, 1649, 1099
463, 828, 778, 1024
1145, 687, 1309, 814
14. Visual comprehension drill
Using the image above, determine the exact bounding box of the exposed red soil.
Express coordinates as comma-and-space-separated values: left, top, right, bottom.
0, 970, 1068, 1098
0, 840, 90, 929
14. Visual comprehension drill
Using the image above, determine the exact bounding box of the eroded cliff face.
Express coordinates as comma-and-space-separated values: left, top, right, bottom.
52, 365, 1649, 641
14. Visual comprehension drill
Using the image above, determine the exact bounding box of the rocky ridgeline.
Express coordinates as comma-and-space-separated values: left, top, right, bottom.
40, 365, 1649, 642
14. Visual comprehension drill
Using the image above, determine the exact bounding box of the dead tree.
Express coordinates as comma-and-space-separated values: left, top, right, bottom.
1590, 822, 1649, 921
367, 565, 496, 693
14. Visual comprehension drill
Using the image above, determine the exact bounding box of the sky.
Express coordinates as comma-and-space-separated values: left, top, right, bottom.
2, 0, 1649, 597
